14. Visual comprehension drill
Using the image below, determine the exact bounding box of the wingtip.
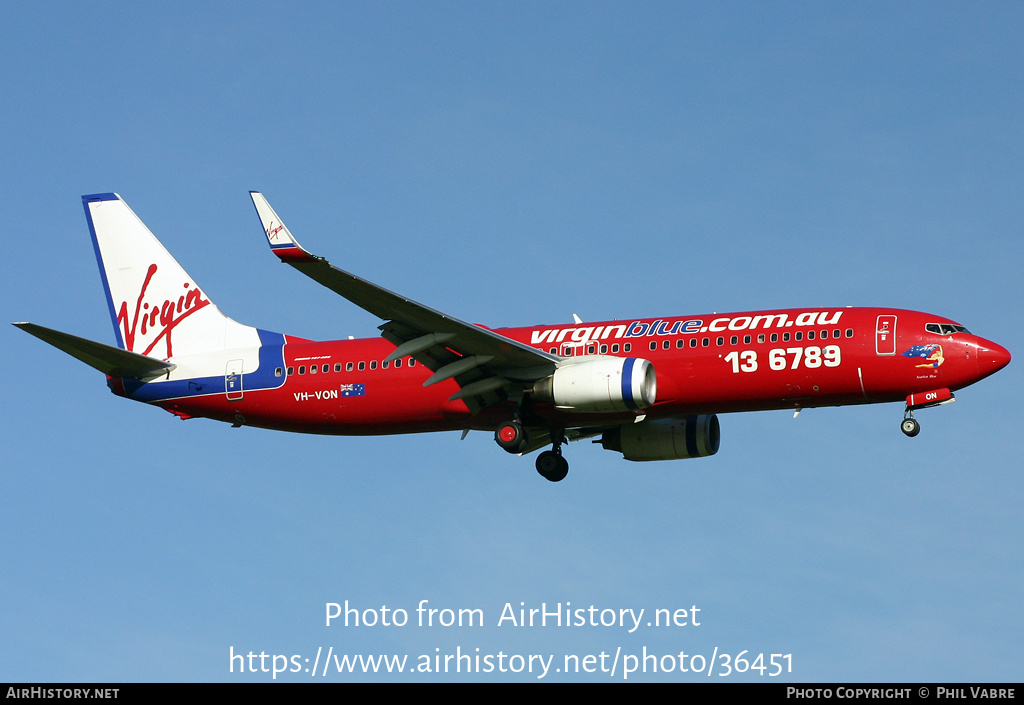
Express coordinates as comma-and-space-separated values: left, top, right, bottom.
249, 192, 319, 264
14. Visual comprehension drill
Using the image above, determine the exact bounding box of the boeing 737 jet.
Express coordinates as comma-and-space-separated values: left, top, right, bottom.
15, 193, 1011, 481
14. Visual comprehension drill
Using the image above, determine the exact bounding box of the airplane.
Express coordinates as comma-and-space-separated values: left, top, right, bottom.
14, 193, 1011, 482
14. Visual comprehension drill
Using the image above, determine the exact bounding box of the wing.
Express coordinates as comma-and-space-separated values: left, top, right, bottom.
249, 192, 558, 413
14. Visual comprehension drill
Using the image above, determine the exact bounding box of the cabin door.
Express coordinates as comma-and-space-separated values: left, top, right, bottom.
875, 315, 897, 356
225, 359, 244, 400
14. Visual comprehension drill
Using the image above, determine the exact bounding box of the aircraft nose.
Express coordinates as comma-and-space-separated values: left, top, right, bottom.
975, 340, 1011, 378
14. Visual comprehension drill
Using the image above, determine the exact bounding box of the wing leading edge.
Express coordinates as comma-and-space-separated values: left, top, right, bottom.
248, 192, 558, 412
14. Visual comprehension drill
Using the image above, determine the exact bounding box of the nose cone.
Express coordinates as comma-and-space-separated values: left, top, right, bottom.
976, 339, 1011, 379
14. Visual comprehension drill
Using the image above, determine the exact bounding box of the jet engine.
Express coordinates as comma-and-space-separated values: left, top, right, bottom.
532, 357, 656, 413
600, 415, 720, 461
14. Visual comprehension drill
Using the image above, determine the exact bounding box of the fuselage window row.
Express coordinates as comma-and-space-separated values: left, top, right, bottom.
285, 357, 416, 377
283, 329, 859, 376
551, 328, 857, 356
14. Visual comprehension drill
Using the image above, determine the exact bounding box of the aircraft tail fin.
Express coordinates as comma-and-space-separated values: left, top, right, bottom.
13, 322, 175, 381
82, 193, 258, 359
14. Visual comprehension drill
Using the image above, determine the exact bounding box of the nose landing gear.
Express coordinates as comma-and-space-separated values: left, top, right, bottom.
901, 388, 955, 437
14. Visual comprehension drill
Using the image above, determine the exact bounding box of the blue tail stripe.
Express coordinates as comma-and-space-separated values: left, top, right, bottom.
120, 329, 287, 402
82, 194, 124, 349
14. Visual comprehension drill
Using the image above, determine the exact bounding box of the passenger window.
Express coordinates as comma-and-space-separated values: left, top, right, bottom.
334, 363, 342, 372
358, 361, 365, 371
346, 362, 353, 372
287, 366, 294, 376
370, 360, 377, 370
298, 366, 306, 375
275, 367, 283, 377
310, 365, 317, 374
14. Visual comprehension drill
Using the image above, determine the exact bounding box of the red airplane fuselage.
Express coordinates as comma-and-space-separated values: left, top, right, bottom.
151, 306, 1009, 435
19, 193, 1010, 482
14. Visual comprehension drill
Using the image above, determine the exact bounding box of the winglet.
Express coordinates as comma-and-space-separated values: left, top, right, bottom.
249, 191, 319, 263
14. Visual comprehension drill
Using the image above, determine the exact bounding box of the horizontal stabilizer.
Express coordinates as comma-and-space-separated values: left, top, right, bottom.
13, 322, 176, 381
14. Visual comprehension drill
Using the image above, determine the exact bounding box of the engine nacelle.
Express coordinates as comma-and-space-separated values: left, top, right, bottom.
532, 357, 656, 413
601, 415, 720, 461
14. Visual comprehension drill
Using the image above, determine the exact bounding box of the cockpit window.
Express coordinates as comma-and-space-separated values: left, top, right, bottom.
926, 323, 971, 335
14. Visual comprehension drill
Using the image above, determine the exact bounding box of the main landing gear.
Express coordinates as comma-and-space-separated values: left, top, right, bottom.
493, 419, 570, 482
535, 445, 569, 483
901, 412, 921, 437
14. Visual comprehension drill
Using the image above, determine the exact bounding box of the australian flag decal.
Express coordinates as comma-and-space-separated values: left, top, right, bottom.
340, 383, 366, 397
901, 344, 944, 368
902, 344, 938, 359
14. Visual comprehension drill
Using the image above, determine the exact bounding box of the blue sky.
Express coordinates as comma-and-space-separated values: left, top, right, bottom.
2, 2, 1022, 682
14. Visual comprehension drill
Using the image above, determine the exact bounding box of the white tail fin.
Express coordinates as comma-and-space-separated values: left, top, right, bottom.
83, 193, 259, 359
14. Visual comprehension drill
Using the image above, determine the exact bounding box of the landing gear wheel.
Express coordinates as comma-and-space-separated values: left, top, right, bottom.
901, 417, 920, 437
495, 420, 527, 453
536, 450, 569, 482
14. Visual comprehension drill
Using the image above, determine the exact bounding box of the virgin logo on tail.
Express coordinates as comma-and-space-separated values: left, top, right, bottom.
265, 221, 285, 240
116, 263, 210, 358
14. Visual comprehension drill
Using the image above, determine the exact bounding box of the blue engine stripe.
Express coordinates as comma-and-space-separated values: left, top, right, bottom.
685, 416, 699, 457
621, 357, 637, 410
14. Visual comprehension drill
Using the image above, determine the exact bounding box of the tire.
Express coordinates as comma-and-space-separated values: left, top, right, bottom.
495, 421, 527, 453
901, 418, 920, 437
536, 450, 569, 482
